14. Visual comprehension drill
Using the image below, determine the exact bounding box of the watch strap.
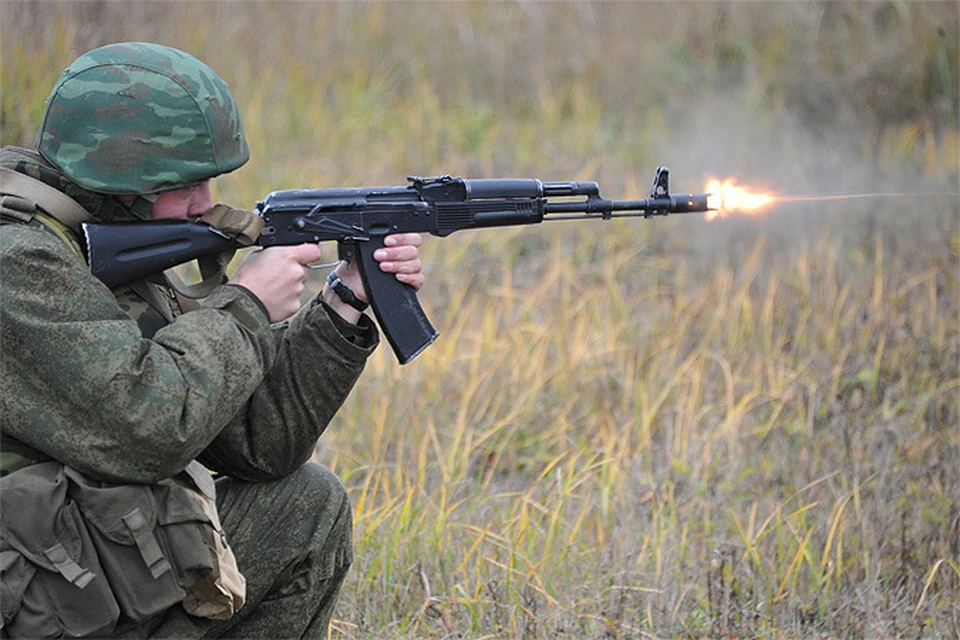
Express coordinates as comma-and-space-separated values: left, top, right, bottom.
327, 271, 369, 312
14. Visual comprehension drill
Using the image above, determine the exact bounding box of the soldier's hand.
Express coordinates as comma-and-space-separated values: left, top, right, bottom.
324, 233, 424, 324
230, 244, 322, 322
371, 232, 425, 293
338, 233, 425, 299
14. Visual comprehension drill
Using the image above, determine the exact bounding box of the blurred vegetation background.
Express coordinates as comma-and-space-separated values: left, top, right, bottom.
3, 1, 958, 638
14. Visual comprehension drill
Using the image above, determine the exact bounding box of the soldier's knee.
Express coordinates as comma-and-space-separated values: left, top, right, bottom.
295, 463, 352, 541
291, 462, 353, 580
296, 462, 349, 511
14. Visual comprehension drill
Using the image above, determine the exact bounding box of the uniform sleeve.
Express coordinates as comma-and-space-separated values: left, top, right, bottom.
197, 297, 379, 481
0, 224, 277, 483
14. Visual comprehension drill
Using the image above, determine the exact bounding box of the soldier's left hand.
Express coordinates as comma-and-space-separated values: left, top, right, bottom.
335, 233, 424, 301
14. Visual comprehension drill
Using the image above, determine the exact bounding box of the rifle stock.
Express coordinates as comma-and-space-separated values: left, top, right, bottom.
84, 220, 241, 289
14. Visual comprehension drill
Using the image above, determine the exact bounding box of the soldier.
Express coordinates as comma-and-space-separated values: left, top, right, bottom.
0, 42, 422, 637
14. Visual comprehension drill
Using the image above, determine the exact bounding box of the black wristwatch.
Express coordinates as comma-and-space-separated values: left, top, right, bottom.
326, 271, 369, 312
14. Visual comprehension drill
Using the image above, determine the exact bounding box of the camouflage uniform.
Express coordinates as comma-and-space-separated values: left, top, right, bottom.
0, 43, 377, 638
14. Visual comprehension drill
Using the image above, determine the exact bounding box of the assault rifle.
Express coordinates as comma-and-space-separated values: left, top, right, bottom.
84, 167, 713, 364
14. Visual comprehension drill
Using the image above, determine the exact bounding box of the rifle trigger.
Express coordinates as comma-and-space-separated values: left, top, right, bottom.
306, 261, 341, 270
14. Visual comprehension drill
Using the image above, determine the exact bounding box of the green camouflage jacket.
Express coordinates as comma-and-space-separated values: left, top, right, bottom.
0, 147, 379, 484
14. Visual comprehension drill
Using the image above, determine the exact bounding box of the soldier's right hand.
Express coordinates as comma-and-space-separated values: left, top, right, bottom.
229, 244, 323, 322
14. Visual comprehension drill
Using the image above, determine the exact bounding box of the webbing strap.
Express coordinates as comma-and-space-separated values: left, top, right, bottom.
122, 508, 172, 579
43, 542, 96, 589
0, 167, 90, 231
198, 204, 263, 245
129, 280, 179, 322
0, 194, 35, 222
163, 254, 233, 301
162, 204, 263, 301
33, 211, 85, 259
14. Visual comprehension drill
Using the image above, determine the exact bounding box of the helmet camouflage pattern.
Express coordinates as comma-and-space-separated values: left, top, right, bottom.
36, 42, 249, 195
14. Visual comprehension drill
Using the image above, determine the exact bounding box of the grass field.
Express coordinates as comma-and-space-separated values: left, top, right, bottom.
3, 2, 958, 637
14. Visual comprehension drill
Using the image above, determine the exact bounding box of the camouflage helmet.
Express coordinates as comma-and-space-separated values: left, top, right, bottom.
36, 42, 249, 197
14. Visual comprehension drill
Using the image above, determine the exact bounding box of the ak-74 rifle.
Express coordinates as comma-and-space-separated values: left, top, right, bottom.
84, 167, 714, 364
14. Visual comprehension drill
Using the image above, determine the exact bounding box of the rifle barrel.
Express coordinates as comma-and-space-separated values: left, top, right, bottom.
543, 193, 711, 218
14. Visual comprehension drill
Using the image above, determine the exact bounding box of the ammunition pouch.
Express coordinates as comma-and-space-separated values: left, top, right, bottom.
0, 461, 245, 638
